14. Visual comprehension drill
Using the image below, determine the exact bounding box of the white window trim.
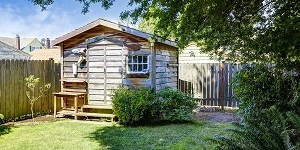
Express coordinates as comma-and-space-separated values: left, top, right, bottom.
126, 55, 150, 74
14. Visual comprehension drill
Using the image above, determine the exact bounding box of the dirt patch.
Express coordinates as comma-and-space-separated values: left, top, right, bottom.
2, 109, 237, 126
2, 115, 66, 126
194, 112, 237, 123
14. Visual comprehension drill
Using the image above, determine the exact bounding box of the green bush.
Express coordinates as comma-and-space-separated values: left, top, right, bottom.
213, 106, 300, 150
112, 86, 156, 125
157, 87, 197, 121
0, 114, 3, 120
231, 64, 300, 124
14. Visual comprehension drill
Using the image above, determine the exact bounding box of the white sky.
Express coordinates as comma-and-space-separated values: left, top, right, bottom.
0, 0, 134, 41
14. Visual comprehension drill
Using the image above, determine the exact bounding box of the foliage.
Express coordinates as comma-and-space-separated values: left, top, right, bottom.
111, 86, 156, 125
29, 0, 114, 13
231, 64, 300, 124
30, 0, 300, 69
157, 87, 197, 121
212, 106, 300, 150
121, 0, 300, 70
25, 75, 51, 122
0, 114, 3, 120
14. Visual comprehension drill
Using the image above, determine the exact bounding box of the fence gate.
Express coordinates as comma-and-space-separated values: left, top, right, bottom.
178, 62, 242, 108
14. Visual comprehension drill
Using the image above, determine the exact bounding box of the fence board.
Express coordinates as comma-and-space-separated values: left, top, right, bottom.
0, 59, 61, 120
179, 62, 242, 108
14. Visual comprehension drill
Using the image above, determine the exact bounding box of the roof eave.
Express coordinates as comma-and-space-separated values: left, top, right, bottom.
52, 18, 177, 48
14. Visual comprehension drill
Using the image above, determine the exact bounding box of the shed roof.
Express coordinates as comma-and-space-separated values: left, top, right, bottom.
52, 18, 177, 50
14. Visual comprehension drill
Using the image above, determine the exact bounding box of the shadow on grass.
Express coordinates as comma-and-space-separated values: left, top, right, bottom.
0, 125, 13, 136
89, 120, 205, 150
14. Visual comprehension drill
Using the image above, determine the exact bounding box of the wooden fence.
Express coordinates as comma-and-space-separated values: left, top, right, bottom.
179, 62, 243, 108
0, 59, 61, 120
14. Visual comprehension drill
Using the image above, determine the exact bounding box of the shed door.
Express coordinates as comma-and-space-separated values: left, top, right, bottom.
87, 41, 124, 106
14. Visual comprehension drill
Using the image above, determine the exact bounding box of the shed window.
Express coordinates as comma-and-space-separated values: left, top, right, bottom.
127, 55, 149, 73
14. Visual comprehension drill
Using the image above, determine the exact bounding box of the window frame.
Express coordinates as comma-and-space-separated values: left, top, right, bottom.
126, 55, 150, 74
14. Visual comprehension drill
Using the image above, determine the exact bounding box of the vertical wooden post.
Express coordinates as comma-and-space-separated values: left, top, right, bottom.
221, 61, 225, 110
150, 42, 156, 91
74, 95, 78, 120
53, 95, 57, 118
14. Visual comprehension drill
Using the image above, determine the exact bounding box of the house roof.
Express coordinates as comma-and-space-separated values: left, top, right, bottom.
0, 41, 31, 59
52, 18, 177, 50
0, 37, 41, 50
30, 48, 60, 62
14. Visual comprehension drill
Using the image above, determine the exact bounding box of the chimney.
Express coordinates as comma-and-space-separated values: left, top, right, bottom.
46, 38, 50, 49
16, 34, 20, 50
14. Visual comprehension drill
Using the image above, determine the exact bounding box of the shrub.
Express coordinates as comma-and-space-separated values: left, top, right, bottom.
157, 87, 197, 121
213, 106, 300, 150
0, 114, 3, 120
112, 86, 156, 125
231, 64, 300, 124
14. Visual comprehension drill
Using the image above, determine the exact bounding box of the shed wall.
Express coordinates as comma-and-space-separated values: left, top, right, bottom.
155, 44, 178, 91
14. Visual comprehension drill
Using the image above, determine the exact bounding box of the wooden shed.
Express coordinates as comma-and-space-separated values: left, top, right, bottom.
52, 18, 178, 118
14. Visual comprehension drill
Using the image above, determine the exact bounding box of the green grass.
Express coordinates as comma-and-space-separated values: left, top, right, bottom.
0, 120, 231, 150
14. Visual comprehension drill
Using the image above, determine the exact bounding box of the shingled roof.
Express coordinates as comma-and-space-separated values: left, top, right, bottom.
0, 41, 30, 60
52, 18, 176, 49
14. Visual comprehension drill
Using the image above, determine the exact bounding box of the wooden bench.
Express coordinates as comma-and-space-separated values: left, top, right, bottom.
53, 78, 87, 120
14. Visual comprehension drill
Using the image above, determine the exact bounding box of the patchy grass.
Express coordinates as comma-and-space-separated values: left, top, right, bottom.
0, 120, 231, 150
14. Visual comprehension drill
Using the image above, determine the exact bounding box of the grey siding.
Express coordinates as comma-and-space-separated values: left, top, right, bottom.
155, 44, 178, 91
87, 39, 124, 106
63, 51, 87, 78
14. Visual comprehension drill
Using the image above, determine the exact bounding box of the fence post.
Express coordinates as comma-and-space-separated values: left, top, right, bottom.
221, 61, 225, 110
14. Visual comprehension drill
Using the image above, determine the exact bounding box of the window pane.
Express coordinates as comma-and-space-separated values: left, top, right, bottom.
133, 64, 137, 72
133, 56, 137, 63
138, 56, 143, 63
143, 56, 147, 63
128, 56, 132, 63
128, 64, 133, 71
143, 64, 148, 70
138, 64, 143, 71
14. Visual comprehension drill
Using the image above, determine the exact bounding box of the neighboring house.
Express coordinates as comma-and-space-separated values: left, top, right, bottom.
179, 43, 220, 64
52, 18, 178, 106
30, 48, 60, 63
0, 41, 30, 60
0, 35, 48, 54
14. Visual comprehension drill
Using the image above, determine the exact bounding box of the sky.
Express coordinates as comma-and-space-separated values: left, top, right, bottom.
0, 0, 135, 41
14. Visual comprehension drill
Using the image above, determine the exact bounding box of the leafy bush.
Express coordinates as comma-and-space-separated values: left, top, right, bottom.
0, 114, 3, 120
231, 64, 300, 124
213, 106, 300, 150
157, 87, 197, 121
112, 86, 156, 125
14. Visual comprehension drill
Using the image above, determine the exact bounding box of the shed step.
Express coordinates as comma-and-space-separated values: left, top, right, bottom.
75, 112, 116, 118
82, 105, 113, 110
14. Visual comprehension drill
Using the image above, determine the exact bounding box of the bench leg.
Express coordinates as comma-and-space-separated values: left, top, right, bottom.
74, 96, 78, 120
54, 95, 57, 118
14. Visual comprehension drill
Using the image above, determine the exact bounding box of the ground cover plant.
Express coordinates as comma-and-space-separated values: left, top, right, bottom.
0, 119, 231, 150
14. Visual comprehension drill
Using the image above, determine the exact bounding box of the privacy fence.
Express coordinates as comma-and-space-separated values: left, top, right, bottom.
179, 62, 243, 108
0, 59, 61, 120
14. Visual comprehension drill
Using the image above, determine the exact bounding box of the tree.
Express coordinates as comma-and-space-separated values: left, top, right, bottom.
30, 0, 300, 69
25, 75, 51, 122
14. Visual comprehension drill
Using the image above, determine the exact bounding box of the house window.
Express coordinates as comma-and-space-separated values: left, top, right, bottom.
127, 55, 149, 73
30, 46, 42, 51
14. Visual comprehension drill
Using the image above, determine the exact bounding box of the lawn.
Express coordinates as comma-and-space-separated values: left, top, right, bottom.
0, 119, 231, 150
